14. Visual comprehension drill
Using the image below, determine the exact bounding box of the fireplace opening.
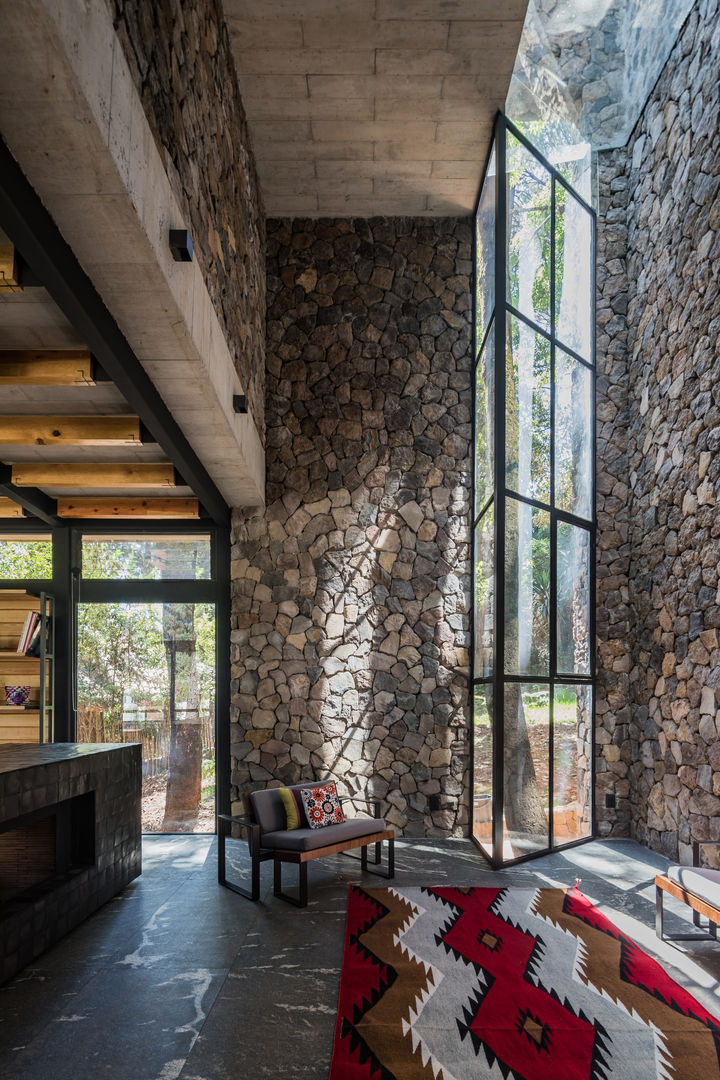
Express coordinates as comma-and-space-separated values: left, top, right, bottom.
0, 793, 95, 905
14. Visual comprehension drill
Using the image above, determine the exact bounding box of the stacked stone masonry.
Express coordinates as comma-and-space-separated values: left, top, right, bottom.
595, 146, 632, 837
111, 0, 266, 435
231, 218, 472, 837
596, 0, 720, 860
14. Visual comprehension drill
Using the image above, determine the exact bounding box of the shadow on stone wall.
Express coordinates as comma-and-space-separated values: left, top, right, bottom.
230, 217, 472, 837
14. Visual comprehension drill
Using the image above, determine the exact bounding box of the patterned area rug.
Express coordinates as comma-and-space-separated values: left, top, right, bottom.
329, 885, 720, 1080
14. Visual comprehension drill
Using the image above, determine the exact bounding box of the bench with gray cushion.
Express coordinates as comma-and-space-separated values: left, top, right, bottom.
656, 841, 720, 941
218, 781, 394, 907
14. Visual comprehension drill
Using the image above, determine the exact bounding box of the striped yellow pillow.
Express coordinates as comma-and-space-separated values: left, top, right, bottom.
278, 787, 304, 830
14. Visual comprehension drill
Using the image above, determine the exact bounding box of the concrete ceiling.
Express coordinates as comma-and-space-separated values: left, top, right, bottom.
227, 0, 528, 217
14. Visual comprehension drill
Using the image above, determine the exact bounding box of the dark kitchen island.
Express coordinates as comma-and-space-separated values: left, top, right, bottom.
0, 742, 141, 983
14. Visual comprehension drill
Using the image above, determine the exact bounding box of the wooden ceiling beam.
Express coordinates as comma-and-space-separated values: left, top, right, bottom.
58, 498, 199, 519
0, 497, 24, 518
11, 462, 177, 488
0, 350, 94, 385
0, 138, 228, 524
0, 466, 58, 525
0, 416, 142, 446
0, 243, 22, 293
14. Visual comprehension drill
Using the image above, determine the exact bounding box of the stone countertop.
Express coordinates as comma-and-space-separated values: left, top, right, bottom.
0, 742, 141, 775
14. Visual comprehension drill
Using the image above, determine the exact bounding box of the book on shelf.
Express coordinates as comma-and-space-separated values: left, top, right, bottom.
16, 611, 39, 654
25, 620, 42, 658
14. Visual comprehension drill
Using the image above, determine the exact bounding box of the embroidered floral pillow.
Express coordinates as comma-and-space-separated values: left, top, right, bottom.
300, 782, 345, 829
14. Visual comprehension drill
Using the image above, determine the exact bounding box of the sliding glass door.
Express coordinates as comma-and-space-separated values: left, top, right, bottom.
75, 533, 218, 833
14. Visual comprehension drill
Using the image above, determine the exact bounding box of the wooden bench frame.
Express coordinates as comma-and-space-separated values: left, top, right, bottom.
218, 811, 394, 908
655, 841, 720, 941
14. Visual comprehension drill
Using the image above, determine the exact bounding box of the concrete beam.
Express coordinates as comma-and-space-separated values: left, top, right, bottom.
0, 0, 264, 508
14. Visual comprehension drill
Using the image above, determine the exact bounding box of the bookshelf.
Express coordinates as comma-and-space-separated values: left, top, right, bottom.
0, 590, 55, 744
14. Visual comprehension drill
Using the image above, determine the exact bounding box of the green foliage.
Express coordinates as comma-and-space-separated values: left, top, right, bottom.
475, 151, 496, 340
0, 539, 52, 579
77, 601, 215, 725
507, 134, 552, 330
78, 538, 215, 725
82, 537, 210, 580
474, 338, 493, 511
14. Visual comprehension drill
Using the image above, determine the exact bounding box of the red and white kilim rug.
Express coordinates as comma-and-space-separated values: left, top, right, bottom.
329, 885, 720, 1080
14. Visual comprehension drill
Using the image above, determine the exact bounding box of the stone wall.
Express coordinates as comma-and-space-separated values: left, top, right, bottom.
625, 0, 720, 861
230, 217, 472, 836
110, 0, 266, 436
595, 0, 720, 860
595, 147, 632, 836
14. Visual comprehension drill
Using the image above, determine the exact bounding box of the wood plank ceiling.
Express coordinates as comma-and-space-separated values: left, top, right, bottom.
0, 234, 199, 522
226, 0, 528, 217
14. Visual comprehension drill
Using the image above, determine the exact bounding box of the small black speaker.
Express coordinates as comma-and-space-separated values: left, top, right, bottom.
169, 229, 193, 262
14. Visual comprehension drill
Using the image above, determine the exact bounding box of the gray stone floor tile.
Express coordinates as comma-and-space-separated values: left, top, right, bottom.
2, 835, 720, 1080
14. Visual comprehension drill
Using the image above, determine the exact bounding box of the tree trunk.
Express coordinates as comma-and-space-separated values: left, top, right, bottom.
503, 684, 548, 841
162, 603, 202, 831
502, 324, 549, 847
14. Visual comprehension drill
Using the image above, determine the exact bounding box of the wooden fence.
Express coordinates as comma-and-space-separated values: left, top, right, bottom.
78, 705, 215, 778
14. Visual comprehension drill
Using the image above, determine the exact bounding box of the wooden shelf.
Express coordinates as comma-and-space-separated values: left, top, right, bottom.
0, 589, 54, 744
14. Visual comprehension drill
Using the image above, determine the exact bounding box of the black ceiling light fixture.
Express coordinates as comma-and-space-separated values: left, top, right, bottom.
169, 229, 193, 262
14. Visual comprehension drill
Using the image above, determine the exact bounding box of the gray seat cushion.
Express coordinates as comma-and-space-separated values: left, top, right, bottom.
261, 817, 387, 853
667, 865, 720, 908
249, 782, 319, 834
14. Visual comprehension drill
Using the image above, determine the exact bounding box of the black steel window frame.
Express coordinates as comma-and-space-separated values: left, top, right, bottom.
0, 520, 231, 824
471, 113, 597, 868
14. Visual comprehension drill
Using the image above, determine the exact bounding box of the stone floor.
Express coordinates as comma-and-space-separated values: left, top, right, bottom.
1, 835, 720, 1080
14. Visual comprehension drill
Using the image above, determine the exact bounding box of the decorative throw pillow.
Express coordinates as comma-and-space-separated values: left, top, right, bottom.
278, 787, 306, 831
300, 782, 345, 829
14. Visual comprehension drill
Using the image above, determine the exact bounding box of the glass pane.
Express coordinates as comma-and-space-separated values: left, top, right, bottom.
555, 150, 592, 204
475, 148, 496, 341
505, 314, 551, 505
474, 325, 494, 514
505, 498, 550, 676
554, 684, 592, 845
77, 602, 215, 833
507, 132, 552, 331
555, 185, 592, 360
82, 535, 211, 579
0, 536, 52, 579
474, 504, 494, 678
555, 349, 592, 520
503, 683, 549, 857
473, 684, 493, 855
557, 522, 591, 675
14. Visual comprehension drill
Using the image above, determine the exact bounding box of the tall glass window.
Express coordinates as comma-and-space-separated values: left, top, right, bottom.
472, 116, 595, 866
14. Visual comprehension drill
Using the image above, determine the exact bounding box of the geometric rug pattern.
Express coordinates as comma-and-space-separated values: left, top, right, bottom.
329, 886, 720, 1080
